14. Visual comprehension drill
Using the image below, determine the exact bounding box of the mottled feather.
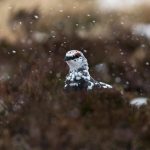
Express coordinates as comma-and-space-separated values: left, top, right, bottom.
64, 50, 112, 91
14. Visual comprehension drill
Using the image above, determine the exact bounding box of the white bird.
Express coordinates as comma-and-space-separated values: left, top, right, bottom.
64, 50, 112, 91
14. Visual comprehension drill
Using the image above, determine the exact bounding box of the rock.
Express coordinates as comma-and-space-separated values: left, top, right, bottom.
130, 97, 148, 108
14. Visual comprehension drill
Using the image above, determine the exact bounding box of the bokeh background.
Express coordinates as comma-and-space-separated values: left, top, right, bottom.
0, 0, 150, 149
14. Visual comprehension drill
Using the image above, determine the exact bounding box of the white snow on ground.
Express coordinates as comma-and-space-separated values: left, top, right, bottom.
98, 0, 150, 11
130, 97, 148, 108
132, 24, 150, 39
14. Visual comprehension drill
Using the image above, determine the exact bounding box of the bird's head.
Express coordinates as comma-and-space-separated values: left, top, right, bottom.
64, 50, 89, 71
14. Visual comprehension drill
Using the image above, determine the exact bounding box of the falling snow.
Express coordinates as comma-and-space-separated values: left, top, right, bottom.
0, 0, 149, 148
34, 15, 39, 19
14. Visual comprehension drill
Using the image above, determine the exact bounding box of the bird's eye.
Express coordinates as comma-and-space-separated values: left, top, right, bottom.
74, 53, 81, 59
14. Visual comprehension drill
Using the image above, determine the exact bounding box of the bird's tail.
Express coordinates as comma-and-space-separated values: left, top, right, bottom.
99, 82, 113, 88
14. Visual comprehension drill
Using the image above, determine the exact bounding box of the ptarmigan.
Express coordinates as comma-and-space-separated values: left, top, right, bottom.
64, 50, 112, 91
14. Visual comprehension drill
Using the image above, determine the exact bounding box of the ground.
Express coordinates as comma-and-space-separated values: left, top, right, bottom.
0, 1, 150, 149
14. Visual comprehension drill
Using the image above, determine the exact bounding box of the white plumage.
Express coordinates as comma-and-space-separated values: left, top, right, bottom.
64, 50, 112, 91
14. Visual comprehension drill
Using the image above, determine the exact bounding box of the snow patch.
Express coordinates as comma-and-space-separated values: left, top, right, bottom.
132, 24, 150, 39
98, 0, 150, 11
130, 97, 148, 108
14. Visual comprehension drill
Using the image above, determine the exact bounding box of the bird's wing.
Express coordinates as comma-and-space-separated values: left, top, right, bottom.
90, 76, 112, 89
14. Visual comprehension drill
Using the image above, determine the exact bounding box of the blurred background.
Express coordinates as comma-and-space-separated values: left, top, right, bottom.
0, 0, 150, 149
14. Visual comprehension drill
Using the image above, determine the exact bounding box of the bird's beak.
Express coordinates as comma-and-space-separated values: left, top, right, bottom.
64, 56, 68, 61
64, 55, 74, 61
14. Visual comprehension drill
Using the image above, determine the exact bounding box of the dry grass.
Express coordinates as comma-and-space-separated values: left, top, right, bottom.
0, 0, 97, 43
0, 0, 150, 43
0, 0, 149, 149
